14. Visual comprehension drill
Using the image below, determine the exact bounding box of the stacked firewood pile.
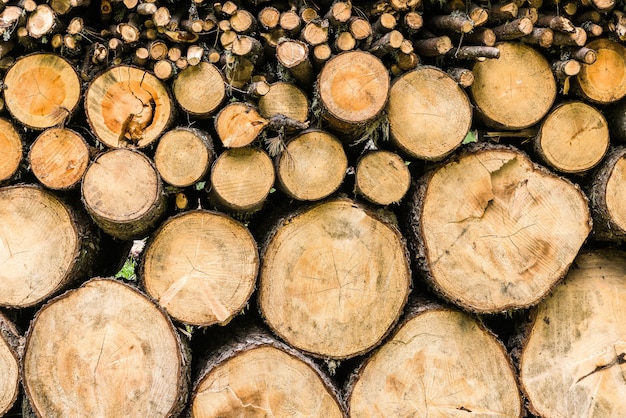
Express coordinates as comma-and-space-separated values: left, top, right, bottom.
3, 0, 626, 416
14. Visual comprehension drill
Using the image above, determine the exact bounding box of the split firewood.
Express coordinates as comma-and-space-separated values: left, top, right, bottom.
573, 38, 626, 104
81, 149, 167, 240
153, 127, 214, 188
259, 198, 411, 359
355, 150, 411, 205
0, 184, 96, 308
209, 147, 275, 213
470, 42, 556, 129
85, 65, 173, 148
23, 278, 190, 417
518, 250, 626, 417
317, 50, 389, 137
275, 129, 347, 201
189, 329, 345, 417
589, 147, 626, 242
28, 127, 90, 190
0, 118, 22, 183
533, 101, 609, 174
141, 210, 258, 326
406, 144, 591, 313
387, 66, 472, 160
347, 301, 522, 417
0, 312, 21, 417
4, 53, 80, 130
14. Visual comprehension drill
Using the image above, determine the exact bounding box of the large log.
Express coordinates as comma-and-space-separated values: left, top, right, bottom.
406, 144, 592, 313
347, 301, 522, 417
23, 278, 189, 417
259, 198, 411, 359
518, 249, 626, 417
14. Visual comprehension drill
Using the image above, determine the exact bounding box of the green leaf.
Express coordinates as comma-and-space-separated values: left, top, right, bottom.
115, 257, 137, 282
462, 130, 478, 144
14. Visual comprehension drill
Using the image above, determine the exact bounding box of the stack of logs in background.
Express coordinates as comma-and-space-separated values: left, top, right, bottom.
3, 0, 626, 416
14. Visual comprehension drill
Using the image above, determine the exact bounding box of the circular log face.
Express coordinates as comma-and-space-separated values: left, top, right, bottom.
520, 250, 626, 417
154, 128, 212, 187
258, 82, 309, 124
0, 118, 22, 182
29, 127, 90, 189
536, 101, 609, 173
23, 279, 186, 417
575, 38, 626, 104
4, 53, 81, 129
471, 42, 556, 129
0, 185, 78, 307
349, 309, 522, 417
172, 62, 226, 117
142, 210, 259, 326
191, 345, 344, 417
0, 317, 19, 416
318, 51, 389, 126
85, 65, 173, 148
355, 150, 411, 205
605, 155, 626, 232
277, 130, 347, 201
387, 66, 472, 160
415, 146, 591, 312
259, 199, 410, 359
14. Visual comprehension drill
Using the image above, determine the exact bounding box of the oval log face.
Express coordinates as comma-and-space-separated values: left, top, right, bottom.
4, 53, 81, 129
259, 198, 411, 359
85, 65, 173, 148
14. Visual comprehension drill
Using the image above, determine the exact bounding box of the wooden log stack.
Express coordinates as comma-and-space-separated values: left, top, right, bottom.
2, 0, 626, 416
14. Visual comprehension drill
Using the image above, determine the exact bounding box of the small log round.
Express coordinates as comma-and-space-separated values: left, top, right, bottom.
0, 118, 22, 182
172, 61, 226, 118
406, 144, 592, 313
81, 149, 167, 240
533, 101, 609, 174
23, 278, 189, 418
317, 51, 389, 135
214, 102, 268, 148
347, 303, 522, 417
573, 38, 626, 104
154, 127, 214, 187
257, 82, 309, 128
519, 250, 626, 417
0, 184, 95, 308
259, 198, 411, 359
85, 65, 173, 149
141, 210, 258, 326
355, 150, 411, 205
210, 147, 275, 213
276, 129, 347, 201
4, 53, 81, 129
471, 42, 556, 129
387, 65, 472, 160
29, 127, 90, 190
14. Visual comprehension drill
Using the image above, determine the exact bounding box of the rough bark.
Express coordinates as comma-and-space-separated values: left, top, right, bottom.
406, 143, 592, 313
23, 278, 190, 418
259, 198, 411, 359
0, 312, 22, 417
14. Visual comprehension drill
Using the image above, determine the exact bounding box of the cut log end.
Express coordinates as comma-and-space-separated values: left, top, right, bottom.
172, 62, 226, 117
4, 53, 81, 129
408, 144, 592, 313
259, 198, 411, 359
23, 278, 189, 418
85, 65, 173, 148
574, 38, 626, 104
142, 210, 258, 326
0, 118, 22, 182
355, 150, 411, 205
215, 102, 268, 148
